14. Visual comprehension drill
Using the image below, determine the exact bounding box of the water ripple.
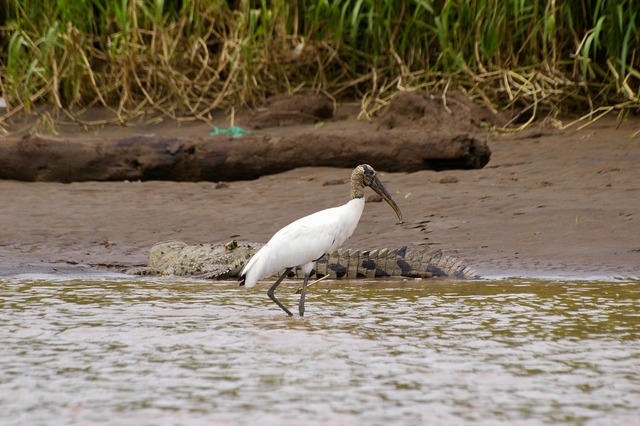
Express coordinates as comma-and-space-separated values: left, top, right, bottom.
1, 278, 639, 425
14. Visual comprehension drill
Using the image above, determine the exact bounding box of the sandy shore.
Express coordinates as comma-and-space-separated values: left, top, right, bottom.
1, 115, 638, 279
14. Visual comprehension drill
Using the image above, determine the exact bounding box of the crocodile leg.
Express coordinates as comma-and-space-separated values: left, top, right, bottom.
267, 268, 294, 316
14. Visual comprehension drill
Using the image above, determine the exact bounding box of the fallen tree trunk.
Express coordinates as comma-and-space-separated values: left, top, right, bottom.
0, 130, 490, 182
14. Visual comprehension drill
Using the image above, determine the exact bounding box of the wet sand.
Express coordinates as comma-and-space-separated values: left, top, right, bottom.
1, 115, 639, 279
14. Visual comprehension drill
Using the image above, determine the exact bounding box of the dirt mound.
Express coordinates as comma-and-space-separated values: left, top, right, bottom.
377, 90, 505, 132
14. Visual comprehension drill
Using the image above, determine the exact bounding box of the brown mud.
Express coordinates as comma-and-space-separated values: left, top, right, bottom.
0, 92, 638, 278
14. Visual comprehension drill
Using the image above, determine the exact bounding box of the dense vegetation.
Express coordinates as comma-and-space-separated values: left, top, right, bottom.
0, 0, 639, 130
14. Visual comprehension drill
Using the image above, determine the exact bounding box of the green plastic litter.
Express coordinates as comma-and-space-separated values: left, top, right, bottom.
209, 126, 248, 138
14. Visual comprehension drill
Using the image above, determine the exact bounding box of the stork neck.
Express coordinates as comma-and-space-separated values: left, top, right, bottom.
350, 175, 366, 199
351, 168, 364, 200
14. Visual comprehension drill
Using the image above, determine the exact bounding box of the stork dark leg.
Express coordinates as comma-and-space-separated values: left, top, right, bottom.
267, 268, 293, 316
299, 273, 309, 317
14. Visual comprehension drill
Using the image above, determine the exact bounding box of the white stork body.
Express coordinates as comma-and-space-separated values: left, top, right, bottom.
240, 164, 403, 316
241, 198, 365, 288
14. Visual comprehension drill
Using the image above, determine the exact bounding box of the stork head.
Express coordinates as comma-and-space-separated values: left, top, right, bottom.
352, 164, 403, 224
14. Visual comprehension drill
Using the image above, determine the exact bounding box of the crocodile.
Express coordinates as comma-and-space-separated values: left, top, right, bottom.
127, 240, 479, 280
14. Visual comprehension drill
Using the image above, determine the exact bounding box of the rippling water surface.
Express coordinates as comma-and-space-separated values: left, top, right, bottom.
1, 276, 639, 425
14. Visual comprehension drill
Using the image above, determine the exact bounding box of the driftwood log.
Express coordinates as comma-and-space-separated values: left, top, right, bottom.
0, 131, 489, 182
0, 92, 494, 182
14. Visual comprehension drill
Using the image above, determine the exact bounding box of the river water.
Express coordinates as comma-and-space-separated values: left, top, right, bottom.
1, 276, 639, 426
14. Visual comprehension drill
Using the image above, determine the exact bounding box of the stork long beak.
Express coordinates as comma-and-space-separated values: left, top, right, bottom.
370, 176, 404, 224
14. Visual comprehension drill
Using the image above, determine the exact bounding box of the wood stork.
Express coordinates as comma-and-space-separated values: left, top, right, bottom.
239, 164, 403, 316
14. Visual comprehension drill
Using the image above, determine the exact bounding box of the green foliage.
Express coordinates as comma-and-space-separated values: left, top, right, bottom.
0, 0, 639, 127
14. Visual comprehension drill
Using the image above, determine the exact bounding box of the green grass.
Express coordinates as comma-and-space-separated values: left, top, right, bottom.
0, 0, 639, 131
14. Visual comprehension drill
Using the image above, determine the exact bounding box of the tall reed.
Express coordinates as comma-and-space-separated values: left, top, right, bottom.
0, 0, 638, 130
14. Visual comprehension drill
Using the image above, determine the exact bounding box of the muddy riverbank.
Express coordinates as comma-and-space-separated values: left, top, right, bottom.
1, 108, 639, 278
